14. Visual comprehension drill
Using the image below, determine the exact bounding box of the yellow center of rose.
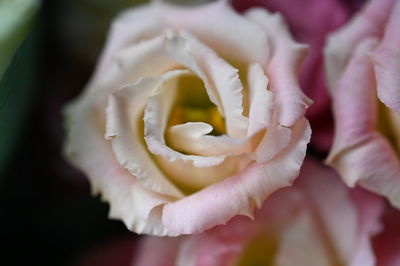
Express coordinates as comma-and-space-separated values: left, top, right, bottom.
377, 100, 400, 156
167, 73, 226, 136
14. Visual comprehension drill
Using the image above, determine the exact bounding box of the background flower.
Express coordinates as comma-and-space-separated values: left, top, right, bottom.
325, 0, 400, 209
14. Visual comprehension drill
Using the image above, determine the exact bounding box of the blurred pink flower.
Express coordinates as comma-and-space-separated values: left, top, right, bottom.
325, 0, 400, 209
232, 0, 351, 151
133, 158, 384, 266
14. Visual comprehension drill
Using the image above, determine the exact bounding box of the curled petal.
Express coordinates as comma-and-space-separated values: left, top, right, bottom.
245, 9, 311, 127
247, 63, 273, 136
167, 122, 255, 157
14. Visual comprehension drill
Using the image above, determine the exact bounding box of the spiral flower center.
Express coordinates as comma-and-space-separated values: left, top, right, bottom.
168, 73, 226, 137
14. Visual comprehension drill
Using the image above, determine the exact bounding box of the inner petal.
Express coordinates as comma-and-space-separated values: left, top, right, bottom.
143, 71, 254, 192
143, 71, 227, 168
165, 30, 249, 138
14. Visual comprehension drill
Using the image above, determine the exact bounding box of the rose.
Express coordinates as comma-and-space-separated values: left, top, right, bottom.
325, 0, 400, 209
232, 0, 351, 151
133, 159, 384, 266
63, 0, 311, 236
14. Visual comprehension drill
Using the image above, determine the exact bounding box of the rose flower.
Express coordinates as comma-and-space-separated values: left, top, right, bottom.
325, 0, 400, 209
63, 0, 311, 236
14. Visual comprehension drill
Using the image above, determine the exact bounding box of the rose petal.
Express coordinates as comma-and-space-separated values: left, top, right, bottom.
247, 63, 273, 136
245, 9, 311, 127
167, 122, 255, 157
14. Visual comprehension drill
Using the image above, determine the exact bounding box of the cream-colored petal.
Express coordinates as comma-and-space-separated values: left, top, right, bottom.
247, 63, 273, 137
105, 71, 185, 198
167, 122, 255, 157
165, 31, 249, 138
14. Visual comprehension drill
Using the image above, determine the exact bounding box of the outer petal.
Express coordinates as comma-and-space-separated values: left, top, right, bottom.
64, 100, 172, 236
160, 118, 311, 235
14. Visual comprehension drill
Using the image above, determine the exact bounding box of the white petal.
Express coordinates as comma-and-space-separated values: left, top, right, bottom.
167, 122, 256, 157
247, 63, 274, 136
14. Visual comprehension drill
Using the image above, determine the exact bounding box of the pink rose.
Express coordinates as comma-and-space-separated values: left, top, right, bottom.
63, 1, 311, 236
133, 158, 384, 266
325, 0, 400, 209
